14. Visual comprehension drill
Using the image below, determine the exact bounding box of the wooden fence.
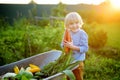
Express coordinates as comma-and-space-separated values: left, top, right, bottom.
35, 16, 64, 26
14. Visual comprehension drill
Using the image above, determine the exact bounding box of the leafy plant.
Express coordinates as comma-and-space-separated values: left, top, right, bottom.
34, 52, 80, 80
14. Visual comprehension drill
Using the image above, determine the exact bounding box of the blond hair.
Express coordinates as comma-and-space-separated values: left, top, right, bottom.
64, 12, 83, 28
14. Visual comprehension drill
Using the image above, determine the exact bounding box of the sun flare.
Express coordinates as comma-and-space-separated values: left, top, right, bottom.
110, 0, 120, 9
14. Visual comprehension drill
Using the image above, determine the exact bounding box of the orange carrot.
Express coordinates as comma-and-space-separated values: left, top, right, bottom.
63, 29, 72, 54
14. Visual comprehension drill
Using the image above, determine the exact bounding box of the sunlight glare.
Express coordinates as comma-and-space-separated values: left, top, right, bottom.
110, 0, 120, 9
61, 0, 81, 5
61, 0, 105, 5
34, 0, 59, 4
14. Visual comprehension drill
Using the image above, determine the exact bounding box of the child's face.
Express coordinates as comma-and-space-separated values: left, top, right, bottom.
68, 21, 80, 32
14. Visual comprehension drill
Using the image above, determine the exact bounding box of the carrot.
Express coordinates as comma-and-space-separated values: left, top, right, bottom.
63, 29, 72, 54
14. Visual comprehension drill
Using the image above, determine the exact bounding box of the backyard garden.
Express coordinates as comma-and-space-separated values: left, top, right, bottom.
0, 2, 120, 80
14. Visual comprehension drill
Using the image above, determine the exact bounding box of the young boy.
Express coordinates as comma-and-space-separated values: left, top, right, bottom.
61, 12, 88, 80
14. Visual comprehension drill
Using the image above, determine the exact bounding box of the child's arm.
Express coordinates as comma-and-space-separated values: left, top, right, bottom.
63, 40, 80, 51
79, 31, 88, 53
64, 31, 88, 53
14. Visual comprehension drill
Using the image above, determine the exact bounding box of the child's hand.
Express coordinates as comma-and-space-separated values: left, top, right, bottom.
63, 40, 80, 51
63, 40, 73, 49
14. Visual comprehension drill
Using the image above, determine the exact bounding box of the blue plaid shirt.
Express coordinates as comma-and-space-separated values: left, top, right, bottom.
61, 28, 88, 61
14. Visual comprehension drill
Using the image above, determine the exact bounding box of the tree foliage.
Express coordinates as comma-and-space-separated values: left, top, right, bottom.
51, 2, 67, 17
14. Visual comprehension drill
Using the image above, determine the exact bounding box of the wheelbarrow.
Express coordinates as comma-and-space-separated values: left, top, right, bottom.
0, 50, 78, 80
0, 50, 66, 80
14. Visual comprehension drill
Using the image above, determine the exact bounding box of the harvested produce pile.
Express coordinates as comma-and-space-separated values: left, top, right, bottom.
2, 52, 80, 80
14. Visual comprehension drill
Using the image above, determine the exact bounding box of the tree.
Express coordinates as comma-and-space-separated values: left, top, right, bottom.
51, 2, 67, 17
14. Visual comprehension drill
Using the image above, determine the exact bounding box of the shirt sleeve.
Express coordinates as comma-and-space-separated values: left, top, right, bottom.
79, 30, 89, 53
60, 42, 64, 49
60, 30, 66, 49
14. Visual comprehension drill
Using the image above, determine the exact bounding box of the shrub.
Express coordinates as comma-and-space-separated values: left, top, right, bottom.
89, 29, 107, 49
0, 20, 64, 65
0, 27, 25, 65
83, 22, 107, 49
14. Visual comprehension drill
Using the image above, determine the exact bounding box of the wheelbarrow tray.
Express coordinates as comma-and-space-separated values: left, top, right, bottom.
0, 50, 63, 78
0, 50, 78, 80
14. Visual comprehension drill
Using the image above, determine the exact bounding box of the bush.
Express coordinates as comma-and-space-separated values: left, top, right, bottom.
25, 25, 64, 54
0, 19, 64, 65
0, 27, 25, 65
89, 29, 107, 49
35, 19, 49, 27
83, 22, 107, 49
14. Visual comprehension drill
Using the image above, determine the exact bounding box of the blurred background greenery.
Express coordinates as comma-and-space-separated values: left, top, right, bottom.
0, 1, 120, 79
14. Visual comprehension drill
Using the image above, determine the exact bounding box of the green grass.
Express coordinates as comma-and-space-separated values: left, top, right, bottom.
84, 50, 120, 80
